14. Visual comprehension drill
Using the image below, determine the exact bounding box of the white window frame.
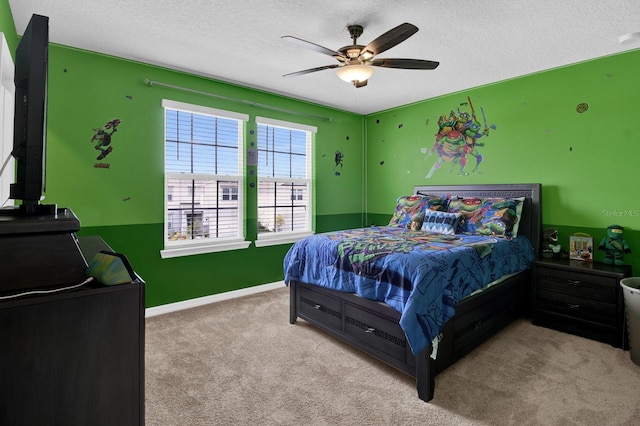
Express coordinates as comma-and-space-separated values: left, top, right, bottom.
160, 99, 250, 259
254, 116, 315, 248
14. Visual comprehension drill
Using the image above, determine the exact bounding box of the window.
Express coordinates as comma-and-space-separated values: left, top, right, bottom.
291, 188, 303, 201
161, 99, 250, 258
255, 117, 315, 246
221, 186, 238, 201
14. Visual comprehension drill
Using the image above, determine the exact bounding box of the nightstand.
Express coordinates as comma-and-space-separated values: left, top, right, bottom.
532, 258, 632, 348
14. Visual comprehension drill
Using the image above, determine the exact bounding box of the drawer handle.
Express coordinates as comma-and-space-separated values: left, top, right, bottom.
567, 279, 581, 286
313, 304, 322, 310
365, 327, 376, 334
567, 303, 581, 310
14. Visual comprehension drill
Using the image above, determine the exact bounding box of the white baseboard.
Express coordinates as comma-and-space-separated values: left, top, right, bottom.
145, 281, 285, 318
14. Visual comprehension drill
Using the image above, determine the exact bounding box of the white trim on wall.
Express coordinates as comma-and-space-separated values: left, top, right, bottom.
145, 280, 285, 317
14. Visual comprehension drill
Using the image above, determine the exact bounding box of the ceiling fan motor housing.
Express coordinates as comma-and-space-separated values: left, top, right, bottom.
347, 25, 364, 40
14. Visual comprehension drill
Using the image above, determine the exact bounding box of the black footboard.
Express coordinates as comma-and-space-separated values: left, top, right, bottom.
289, 271, 529, 402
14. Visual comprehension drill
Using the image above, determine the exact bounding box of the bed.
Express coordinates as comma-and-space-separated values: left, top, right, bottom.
285, 183, 541, 402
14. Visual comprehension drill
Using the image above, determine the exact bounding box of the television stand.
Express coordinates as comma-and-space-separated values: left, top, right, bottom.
6, 202, 58, 217
0, 207, 87, 294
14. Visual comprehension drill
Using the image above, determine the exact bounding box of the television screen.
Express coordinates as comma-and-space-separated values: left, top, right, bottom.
9, 14, 51, 216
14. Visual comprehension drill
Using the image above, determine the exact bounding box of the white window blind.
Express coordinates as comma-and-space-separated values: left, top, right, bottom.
256, 117, 315, 244
161, 99, 249, 258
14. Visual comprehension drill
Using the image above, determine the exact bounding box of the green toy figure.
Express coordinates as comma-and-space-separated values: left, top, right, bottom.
598, 224, 631, 265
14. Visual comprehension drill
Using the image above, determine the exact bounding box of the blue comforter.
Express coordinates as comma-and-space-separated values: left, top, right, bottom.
283, 226, 534, 355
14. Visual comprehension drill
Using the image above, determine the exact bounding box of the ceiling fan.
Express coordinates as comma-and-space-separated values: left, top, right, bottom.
282, 23, 439, 88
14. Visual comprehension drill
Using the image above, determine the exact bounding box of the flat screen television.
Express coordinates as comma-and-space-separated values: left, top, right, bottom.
8, 14, 54, 216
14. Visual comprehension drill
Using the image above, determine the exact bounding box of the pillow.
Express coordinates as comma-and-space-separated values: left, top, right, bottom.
421, 211, 464, 235
415, 192, 450, 212
448, 197, 524, 237
388, 195, 448, 230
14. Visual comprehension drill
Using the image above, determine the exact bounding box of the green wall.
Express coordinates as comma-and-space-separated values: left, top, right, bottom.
364, 49, 640, 274
45, 46, 364, 306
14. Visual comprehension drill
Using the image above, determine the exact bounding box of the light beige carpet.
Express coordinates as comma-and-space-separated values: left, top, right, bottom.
145, 287, 640, 425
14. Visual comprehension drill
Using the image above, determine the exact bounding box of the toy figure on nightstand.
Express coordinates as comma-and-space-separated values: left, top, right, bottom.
598, 224, 631, 265
542, 228, 568, 258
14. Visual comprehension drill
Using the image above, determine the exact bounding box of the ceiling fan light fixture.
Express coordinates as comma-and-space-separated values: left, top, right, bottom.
336, 65, 374, 85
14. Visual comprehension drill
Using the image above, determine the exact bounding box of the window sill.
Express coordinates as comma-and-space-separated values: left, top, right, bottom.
255, 232, 313, 247
161, 239, 251, 259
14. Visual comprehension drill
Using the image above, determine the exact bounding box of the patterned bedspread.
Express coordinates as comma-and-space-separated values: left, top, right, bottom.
283, 226, 535, 355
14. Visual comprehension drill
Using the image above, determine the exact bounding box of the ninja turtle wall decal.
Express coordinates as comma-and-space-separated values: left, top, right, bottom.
90, 119, 121, 168
425, 96, 495, 179
334, 150, 344, 176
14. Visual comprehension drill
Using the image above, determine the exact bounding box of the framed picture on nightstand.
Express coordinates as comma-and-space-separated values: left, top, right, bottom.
570, 233, 593, 261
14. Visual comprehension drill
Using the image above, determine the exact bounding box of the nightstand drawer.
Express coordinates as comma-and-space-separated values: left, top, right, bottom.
536, 289, 617, 325
536, 267, 617, 302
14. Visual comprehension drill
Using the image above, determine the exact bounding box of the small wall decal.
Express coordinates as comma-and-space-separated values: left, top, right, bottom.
90, 119, 121, 167
334, 150, 344, 176
576, 103, 589, 113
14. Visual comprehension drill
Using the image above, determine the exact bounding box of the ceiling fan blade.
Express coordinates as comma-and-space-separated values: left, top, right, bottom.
281, 35, 345, 58
369, 58, 440, 70
359, 23, 419, 58
283, 64, 340, 78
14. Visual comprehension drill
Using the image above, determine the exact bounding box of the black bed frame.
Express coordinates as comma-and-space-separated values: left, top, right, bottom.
289, 183, 541, 402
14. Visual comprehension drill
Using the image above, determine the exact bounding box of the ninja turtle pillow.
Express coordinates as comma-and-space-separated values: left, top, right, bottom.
448, 197, 524, 237
388, 194, 449, 229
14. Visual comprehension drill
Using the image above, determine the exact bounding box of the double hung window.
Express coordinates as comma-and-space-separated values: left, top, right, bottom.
161, 99, 249, 258
255, 117, 315, 246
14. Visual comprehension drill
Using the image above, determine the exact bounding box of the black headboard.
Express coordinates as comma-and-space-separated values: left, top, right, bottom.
413, 183, 542, 257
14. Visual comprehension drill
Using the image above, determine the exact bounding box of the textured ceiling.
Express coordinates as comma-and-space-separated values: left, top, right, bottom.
8, 0, 640, 115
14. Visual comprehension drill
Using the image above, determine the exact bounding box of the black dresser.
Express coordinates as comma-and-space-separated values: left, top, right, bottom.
0, 211, 145, 426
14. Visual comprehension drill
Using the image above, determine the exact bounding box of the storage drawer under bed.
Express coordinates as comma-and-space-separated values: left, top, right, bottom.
344, 303, 408, 362
297, 285, 343, 331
